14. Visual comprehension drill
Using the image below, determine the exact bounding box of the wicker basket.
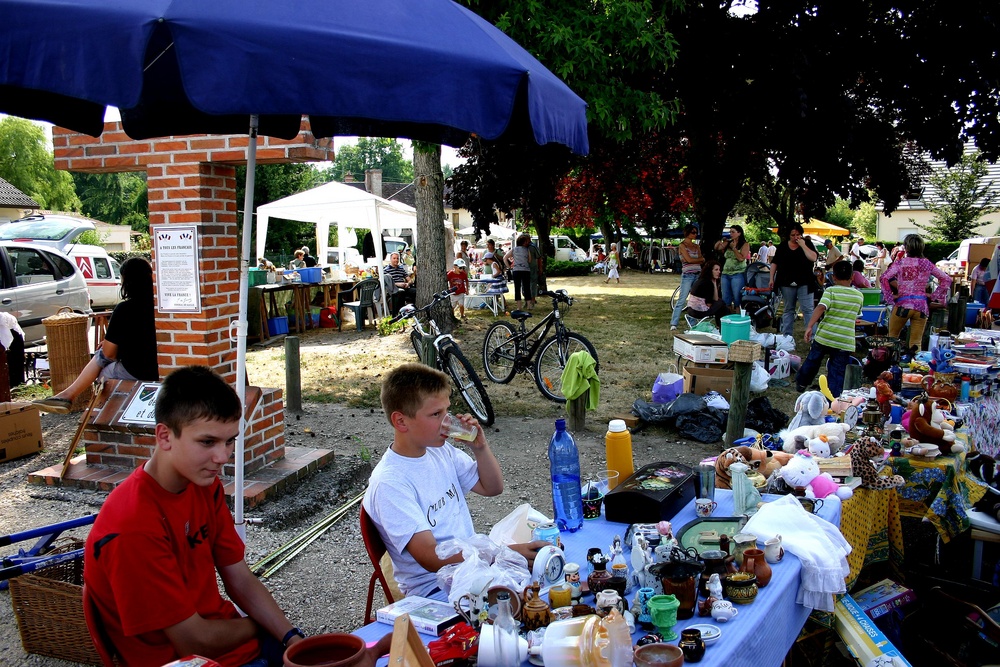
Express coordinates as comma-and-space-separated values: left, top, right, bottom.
729, 339, 762, 363
9, 538, 102, 665
41, 308, 92, 409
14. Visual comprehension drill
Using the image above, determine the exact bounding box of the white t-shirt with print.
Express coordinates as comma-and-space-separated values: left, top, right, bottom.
363, 443, 479, 597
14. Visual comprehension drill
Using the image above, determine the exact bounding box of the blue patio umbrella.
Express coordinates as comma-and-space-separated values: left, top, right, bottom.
0, 0, 589, 528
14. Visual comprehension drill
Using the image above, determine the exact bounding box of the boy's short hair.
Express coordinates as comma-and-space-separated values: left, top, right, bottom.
155, 366, 241, 435
832, 260, 853, 281
381, 363, 451, 422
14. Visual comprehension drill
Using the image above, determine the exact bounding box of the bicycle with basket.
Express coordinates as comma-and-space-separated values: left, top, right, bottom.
481, 289, 598, 402
391, 288, 495, 426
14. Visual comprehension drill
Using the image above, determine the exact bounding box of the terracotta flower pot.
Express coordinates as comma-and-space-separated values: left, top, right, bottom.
284, 632, 393, 667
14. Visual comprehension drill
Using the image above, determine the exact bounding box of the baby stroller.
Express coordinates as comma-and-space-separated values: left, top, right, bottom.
740, 261, 778, 330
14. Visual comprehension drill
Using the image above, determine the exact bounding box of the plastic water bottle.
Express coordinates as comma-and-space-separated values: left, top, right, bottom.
549, 418, 583, 532
493, 591, 519, 667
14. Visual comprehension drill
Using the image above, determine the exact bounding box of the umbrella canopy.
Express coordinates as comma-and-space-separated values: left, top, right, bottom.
0, 0, 589, 530
0, 0, 588, 154
802, 219, 849, 237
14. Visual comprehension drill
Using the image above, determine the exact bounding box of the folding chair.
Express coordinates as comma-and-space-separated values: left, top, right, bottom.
82, 583, 119, 667
360, 505, 397, 624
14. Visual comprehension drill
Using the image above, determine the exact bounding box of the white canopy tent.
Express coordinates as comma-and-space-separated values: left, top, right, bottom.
456, 223, 518, 241
256, 181, 418, 314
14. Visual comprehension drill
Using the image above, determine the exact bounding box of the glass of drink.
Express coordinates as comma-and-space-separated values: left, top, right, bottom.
443, 414, 478, 442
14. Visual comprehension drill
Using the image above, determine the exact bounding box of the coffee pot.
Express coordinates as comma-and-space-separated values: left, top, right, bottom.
647, 546, 703, 620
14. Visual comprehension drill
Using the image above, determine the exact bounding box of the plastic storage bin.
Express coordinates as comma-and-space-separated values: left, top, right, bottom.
859, 306, 888, 325
267, 316, 289, 336
284, 267, 322, 284
720, 314, 751, 344
859, 288, 882, 307
248, 268, 270, 287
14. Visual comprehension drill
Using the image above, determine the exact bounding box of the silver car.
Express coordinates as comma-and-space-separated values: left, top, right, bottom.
0, 241, 93, 345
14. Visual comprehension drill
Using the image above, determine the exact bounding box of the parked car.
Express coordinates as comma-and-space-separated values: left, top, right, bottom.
0, 241, 93, 345
68, 244, 122, 310
0, 214, 97, 252
935, 236, 1000, 278
531, 235, 589, 262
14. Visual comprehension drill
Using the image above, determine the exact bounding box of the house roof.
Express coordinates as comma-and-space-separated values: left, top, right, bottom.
344, 180, 418, 208
0, 177, 39, 208
883, 144, 1000, 211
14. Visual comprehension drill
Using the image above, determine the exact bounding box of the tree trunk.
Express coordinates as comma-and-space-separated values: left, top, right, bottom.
414, 143, 453, 333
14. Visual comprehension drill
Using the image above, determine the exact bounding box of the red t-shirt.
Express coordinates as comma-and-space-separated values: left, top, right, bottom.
84, 467, 258, 667
447, 270, 468, 295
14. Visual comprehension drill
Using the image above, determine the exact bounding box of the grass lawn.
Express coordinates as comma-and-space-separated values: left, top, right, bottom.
246, 269, 813, 436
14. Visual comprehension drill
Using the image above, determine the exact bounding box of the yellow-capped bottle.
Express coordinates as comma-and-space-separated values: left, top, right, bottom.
605, 419, 634, 490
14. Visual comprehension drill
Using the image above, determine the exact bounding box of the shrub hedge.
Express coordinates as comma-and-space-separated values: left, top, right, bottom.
545, 258, 592, 276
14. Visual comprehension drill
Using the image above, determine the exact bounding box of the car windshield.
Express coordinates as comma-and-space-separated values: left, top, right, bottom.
0, 221, 86, 241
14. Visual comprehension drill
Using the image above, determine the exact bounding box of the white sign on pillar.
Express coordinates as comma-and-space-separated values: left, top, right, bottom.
152, 224, 202, 313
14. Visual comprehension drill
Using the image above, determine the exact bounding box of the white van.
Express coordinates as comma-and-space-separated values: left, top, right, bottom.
531, 235, 588, 262
935, 236, 1000, 277
68, 245, 122, 310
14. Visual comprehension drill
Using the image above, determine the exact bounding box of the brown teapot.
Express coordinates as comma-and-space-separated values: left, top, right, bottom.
923, 374, 959, 402
521, 582, 554, 631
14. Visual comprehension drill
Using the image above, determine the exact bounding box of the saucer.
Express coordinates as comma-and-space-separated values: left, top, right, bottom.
687, 623, 721, 644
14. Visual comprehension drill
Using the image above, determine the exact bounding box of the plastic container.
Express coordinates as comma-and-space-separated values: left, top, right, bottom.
859, 288, 882, 307
248, 268, 270, 287
549, 419, 583, 533
267, 316, 289, 336
966, 301, 985, 327
859, 306, 887, 325
604, 420, 633, 491
720, 314, 751, 344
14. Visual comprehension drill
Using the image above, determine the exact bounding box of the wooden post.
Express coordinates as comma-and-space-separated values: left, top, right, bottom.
567, 395, 587, 432
726, 361, 752, 447
285, 336, 302, 413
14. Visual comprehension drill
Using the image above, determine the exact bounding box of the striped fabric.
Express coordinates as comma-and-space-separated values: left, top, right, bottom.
814, 285, 863, 351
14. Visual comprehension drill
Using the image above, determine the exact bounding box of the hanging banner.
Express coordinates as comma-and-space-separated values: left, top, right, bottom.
152, 224, 201, 313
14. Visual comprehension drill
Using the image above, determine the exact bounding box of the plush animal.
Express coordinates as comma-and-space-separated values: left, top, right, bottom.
715, 446, 792, 489
907, 397, 965, 454
967, 451, 999, 493
831, 394, 866, 415
807, 435, 831, 458
930, 346, 957, 375
874, 372, 895, 417
779, 422, 851, 455
779, 451, 853, 500
850, 437, 904, 489
787, 391, 830, 430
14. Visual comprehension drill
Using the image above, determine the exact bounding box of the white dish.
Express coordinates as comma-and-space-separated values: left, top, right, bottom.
687, 623, 721, 644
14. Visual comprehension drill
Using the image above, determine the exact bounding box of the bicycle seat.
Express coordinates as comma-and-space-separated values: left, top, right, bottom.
510, 310, 532, 321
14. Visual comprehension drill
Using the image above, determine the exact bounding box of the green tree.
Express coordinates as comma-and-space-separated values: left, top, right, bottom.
236, 163, 323, 255
72, 172, 147, 227
824, 198, 856, 231
324, 138, 414, 184
853, 202, 878, 239
919, 151, 1000, 241
0, 117, 80, 211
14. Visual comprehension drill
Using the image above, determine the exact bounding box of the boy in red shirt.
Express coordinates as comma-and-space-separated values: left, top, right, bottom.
84, 366, 303, 667
447, 258, 470, 320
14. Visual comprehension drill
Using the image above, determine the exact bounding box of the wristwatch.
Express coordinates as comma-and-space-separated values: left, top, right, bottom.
282, 627, 305, 646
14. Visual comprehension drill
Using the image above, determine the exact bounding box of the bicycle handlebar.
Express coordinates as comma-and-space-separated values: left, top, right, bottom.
388, 288, 457, 324
539, 289, 572, 305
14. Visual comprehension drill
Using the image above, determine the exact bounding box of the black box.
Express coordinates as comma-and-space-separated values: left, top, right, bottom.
603, 461, 696, 524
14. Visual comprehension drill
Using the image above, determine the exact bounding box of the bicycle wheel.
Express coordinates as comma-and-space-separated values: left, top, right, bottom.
482, 321, 518, 384
410, 329, 423, 360
670, 284, 681, 310
533, 332, 599, 403
442, 346, 495, 426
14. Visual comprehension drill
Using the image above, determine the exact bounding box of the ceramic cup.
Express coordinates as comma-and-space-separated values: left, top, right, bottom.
549, 583, 572, 609
443, 414, 478, 442
711, 600, 738, 623
695, 498, 718, 518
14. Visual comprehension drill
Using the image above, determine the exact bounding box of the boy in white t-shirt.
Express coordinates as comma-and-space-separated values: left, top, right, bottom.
362, 364, 545, 599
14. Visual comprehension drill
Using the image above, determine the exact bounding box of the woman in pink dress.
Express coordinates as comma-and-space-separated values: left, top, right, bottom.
879, 234, 952, 352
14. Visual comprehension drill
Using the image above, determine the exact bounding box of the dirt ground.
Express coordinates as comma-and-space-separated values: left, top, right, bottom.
0, 270, 800, 665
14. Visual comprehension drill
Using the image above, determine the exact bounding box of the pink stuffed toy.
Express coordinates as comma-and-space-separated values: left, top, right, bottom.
778, 451, 853, 500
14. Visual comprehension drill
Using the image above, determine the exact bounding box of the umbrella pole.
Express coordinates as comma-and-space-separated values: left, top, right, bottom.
234, 114, 259, 541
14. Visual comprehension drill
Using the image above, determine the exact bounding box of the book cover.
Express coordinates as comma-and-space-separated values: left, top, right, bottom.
852, 578, 917, 620
834, 595, 913, 666
376, 596, 462, 636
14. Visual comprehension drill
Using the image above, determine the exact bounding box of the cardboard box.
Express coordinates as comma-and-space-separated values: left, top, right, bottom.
0, 402, 42, 463
673, 332, 729, 364
682, 366, 734, 398
834, 594, 912, 666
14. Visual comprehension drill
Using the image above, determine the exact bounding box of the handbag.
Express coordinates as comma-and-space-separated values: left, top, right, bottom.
652, 364, 684, 404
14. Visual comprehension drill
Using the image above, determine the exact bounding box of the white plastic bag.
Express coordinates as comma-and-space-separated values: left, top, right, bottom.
438, 535, 531, 603
774, 335, 796, 352
704, 390, 730, 410
488, 503, 550, 545
750, 361, 771, 392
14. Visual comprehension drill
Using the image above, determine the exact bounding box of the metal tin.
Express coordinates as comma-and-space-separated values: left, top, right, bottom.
532, 521, 560, 546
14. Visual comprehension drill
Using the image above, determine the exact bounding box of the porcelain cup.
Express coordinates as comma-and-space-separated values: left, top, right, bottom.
711, 600, 738, 623
695, 499, 718, 517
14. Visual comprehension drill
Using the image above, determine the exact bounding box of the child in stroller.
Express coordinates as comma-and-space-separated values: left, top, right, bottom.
740, 261, 779, 330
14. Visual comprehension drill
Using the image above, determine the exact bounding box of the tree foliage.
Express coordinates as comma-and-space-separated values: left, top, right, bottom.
236, 163, 323, 255
72, 172, 148, 230
323, 138, 414, 184
919, 151, 1000, 241
0, 117, 80, 211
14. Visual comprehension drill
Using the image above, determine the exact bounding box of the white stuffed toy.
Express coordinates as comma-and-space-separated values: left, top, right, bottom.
779, 451, 853, 500
787, 391, 830, 430
779, 422, 851, 455
807, 435, 831, 458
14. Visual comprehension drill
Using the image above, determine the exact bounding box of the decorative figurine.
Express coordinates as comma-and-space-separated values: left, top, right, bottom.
564, 562, 582, 602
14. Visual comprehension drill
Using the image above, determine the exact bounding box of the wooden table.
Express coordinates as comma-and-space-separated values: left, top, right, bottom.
253, 283, 311, 342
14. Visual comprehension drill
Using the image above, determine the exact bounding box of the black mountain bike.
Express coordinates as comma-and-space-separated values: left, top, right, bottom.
392, 288, 495, 426
481, 289, 598, 402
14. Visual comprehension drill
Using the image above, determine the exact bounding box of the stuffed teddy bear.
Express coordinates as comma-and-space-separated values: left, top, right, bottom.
907, 397, 965, 454
849, 437, 904, 489
807, 435, 831, 458
715, 446, 792, 489
779, 451, 853, 500
779, 422, 851, 455
787, 391, 830, 430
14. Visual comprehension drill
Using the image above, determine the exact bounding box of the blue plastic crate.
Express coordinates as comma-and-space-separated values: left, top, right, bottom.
267, 316, 289, 336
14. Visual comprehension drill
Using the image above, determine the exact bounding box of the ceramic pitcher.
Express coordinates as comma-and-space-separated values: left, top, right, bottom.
741, 548, 772, 588
764, 535, 784, 564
